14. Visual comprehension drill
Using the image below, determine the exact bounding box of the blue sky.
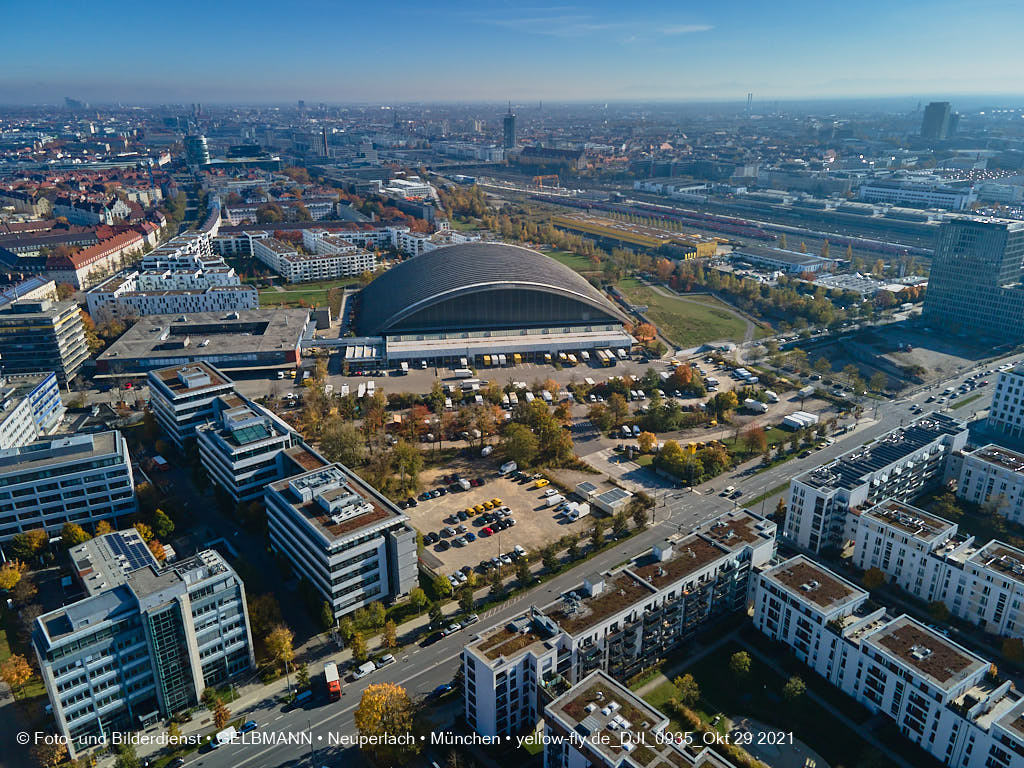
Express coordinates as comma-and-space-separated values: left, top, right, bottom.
3, 0, 1023, 104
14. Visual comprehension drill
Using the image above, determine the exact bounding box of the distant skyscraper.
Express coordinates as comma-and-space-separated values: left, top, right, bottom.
184, 134, 210, 167
502, 105, 516, 149
921, 101, 952, 140
923, 217, 1024, 340
298, 99, 306, 111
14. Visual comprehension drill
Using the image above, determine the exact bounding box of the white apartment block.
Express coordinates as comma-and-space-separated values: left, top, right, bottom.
253, 236, 376, 283
382, 177, 432, 199
987, 365, 1024, 439
958, 444, 1024, 525
88, 231, 257, 319
785, 412, 968, 553
196, 396, 298, 503
147, 362, 237, 448
463, 509, 777, 738
0, 431, 136, 541
265, 463, 418, 620
543, 670, 737, 768
753, 556, 1024, 768
849, 499, 1024, 639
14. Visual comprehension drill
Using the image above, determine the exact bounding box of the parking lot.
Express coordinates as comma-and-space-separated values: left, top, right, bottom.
406, 463, 596, 578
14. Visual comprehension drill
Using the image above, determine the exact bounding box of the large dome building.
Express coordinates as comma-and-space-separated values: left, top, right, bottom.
354, 243, 633, 365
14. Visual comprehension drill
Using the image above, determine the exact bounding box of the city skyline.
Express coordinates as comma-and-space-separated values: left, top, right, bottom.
4, 0, 1024, 104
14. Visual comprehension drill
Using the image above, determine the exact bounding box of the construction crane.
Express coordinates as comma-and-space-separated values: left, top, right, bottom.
532, 175, 560, 188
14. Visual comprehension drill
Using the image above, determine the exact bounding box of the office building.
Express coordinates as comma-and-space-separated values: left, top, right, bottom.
957, 444, 1024, 525
857, 180, 977, 210
752, 556, 1024, 768
543, 670, 736, 768
34, 540, 253, 757
0, 431, 136, 542
784, 412, 968, 553
96, 308, 308, 377
147, 362, 237, 448
196, 397, 299, 503
503, 107, 516, 149
463, 509, 776, 738
265, 463, 418, 620
987, 365, 1024, 438
0, 372, 65, 450
184, 134, 210, 167
922, 217, 1024, 341
921, 101, 953, 141
0, 299, 89, 384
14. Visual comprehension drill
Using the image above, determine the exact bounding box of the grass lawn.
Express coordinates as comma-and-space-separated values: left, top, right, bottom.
544, 248, 598, 274
680, 642, 876, 767
617, 278, 750, 348
258, 288, 330, 307
952, 393, 984, 410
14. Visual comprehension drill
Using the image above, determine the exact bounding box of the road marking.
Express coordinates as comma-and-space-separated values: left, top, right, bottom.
274, 715, 283, 721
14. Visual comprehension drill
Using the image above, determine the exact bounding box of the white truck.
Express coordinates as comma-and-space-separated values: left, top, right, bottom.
541, 390, 553, 403
353, 661, 376, 680
213, 726, 238, 748
400, 361, 409, 374
568, 503, 591, 521
545, 494, 566, 507
454, 368, 474, 378
764, 390, 780, 403
499, 461, 517, 475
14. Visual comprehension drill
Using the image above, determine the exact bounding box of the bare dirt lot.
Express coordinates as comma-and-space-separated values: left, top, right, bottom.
408, 459, 597, 577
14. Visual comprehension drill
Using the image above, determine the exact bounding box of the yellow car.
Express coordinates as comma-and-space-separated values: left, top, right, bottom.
483, 501, 495, 510
465, 508, 477, 517
473, 504, 486, 514
490, 498, 502, 507
534, 478, 549, 489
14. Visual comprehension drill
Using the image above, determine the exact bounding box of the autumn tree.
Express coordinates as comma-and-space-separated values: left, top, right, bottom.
741, 425, 767, 454
673, 673, 700, 707
60, 522, 91, 547
9, 529, 48, 561
147, 539, 166, 561
265, 624, 295, 679
30, 741, 68, 768
96, 519, 114, 535
133, 522, 154, 542
458, 588, 474, 614
433, 573, 453, 600
383, 620, 398, 650
637, 431, 657, 453
428, 601, 444, 627
0, 653, 33, 698
213, 698, 231, 729
353, 683, 419, 764
502, 423, 539, 467
783, 676, 806, 702
350, 631, 368, 663
296, 662, 310, 689
0, 559, 26, 590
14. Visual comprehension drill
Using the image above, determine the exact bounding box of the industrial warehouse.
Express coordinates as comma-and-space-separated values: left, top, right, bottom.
351, 242, 634, 365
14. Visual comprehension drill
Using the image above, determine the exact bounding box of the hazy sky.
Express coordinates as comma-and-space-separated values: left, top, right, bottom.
3, 0, 1023, 104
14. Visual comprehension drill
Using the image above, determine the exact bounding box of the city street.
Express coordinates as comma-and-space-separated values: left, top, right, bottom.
141, 355, 1011, 768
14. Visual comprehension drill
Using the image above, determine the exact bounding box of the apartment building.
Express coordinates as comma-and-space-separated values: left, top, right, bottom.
0, 299, 90, 384
196, 397, 298, 503
988, 365, 1024, 438
87, 231, 258, 319
752, 556, 1024, 768
253, 235, 375, 283
0, 431, 136, 542
784, 412, 968, 553
0, 372, 64, 450
265, 463, 418, 620
34, 539, 253, 757
543, 669, 738, 768
147, 362, 236, 448
463, 509, 776, 738
849, 498, 1024, 639
957, 444, 1024, 525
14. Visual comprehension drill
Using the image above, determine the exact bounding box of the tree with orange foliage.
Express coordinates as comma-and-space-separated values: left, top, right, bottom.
148, 539, 166, 561
632, 323, 657, 343
354, 683, 419, 763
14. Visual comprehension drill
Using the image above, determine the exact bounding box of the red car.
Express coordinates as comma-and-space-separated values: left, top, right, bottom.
480, 527, 493, 537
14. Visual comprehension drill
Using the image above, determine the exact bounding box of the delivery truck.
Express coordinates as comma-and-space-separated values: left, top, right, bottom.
324, 661, 341, 701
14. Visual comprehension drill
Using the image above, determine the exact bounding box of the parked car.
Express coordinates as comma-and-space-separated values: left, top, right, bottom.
240, 720, 259, 733
431, 683, 453, 698
376, 654, 396, 668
